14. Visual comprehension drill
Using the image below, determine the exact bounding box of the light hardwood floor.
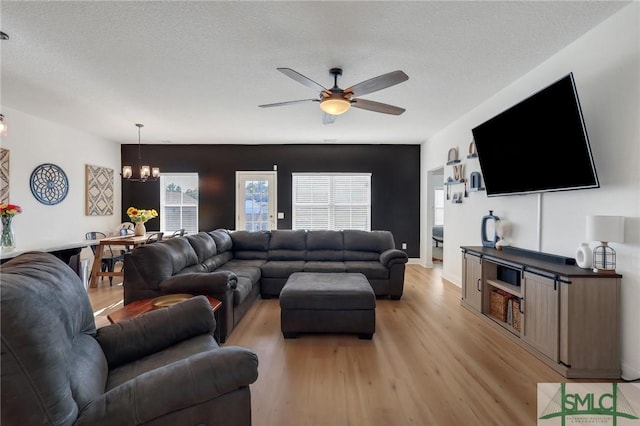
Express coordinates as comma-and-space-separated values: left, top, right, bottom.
88, 264, 570, 425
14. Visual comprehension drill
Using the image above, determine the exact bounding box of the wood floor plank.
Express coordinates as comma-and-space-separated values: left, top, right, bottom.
88, 264, 571, 425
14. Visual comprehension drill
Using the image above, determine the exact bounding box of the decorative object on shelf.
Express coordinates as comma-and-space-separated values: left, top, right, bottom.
481, 210, 500, 248
122, 123, 160, 182
452, 164, 463, 181
467, 139, 478, 159
446, 147, 460, 165
30, 163, 69, 205
0, 148, 9, 204
452, 192, 463, 204
0, 203, 21, 248
0, 114, 7, 137
495, 220, 510, 251
469, 171, 484, 192
85, 164, 114, 216
586, 215, 624, 274
126, 206, 158, 236
575, 242, 593, 269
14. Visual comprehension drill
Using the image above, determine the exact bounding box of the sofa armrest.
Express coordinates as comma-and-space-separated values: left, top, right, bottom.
96, 296, 215, 369
76, 346, 259, 425
160, 271, 237, 295
379, 249, 408, 267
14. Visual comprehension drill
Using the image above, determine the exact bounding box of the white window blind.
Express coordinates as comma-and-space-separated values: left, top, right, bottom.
434, 188, 444, 226
292, 173, 371, 231
160, 173, 199, 235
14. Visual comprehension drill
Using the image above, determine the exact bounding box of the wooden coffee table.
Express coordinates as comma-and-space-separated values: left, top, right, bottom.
108, 295, 223, 342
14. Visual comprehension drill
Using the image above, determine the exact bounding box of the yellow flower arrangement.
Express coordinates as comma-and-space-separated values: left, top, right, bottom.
126, 207, 158, 223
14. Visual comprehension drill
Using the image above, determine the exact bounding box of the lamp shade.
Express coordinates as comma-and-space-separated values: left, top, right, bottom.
320, 98, 351, 115
586, 215, 624, 243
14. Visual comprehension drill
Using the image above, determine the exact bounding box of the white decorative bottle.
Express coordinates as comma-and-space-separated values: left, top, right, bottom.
575, 242, 593, 269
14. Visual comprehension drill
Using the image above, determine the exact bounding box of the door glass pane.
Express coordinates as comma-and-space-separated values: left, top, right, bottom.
244, 179, 270, 231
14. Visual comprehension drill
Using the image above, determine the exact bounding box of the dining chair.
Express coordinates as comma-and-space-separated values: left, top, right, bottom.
85, 231, 126, 286
170, 228, 186, 238
145, 232, 164, 244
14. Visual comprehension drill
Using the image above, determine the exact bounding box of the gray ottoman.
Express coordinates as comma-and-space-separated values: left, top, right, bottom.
280, 272, 376, 339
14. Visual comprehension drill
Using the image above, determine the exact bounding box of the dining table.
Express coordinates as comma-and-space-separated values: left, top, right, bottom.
88, 233, 156, 288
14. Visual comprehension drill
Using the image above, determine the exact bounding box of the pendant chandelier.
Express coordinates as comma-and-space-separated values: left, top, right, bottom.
121, 123, 159, 182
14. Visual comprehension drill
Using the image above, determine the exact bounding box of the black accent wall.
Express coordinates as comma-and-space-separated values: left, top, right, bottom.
121, 144, 420, 257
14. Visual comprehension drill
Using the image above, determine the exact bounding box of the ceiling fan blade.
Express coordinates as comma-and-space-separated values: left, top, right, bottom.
345, 70, 409, 97
322, 112, 337, 125
351, 98, 406, 115
277, 68, 327, 92
259, 99, 319, 108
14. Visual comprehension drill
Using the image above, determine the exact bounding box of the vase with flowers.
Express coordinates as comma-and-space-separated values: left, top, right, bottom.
1, 203, 22, 249
126, 207, 158, 236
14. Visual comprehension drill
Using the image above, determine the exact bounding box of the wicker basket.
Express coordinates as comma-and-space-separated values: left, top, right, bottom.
512, 299, 522, 332
490, 291, 509, 322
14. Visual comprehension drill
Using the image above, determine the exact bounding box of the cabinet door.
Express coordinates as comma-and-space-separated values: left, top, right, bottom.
522, 271, 559, 362
462, 252, 483, 312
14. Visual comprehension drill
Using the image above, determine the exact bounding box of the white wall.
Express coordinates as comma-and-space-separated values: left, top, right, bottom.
422, 4, 639, 380
0, 107, 122, 258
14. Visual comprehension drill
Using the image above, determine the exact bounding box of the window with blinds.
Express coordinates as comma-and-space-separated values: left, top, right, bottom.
292, 173, 371, 231
159, 173, 199, 235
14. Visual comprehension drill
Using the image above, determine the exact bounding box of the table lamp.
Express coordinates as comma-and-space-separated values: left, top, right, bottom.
586, 215, 624, 274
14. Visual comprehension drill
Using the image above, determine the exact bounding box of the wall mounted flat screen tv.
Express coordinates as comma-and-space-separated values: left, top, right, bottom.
471, 73, 599, 197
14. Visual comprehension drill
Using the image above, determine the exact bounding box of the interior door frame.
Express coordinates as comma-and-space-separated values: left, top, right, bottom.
235, 171, 277, 231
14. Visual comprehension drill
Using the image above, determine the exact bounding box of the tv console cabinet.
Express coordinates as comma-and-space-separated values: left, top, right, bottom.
461, 246, 621, 379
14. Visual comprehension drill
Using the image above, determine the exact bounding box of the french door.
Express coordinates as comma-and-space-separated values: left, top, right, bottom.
235, 171, 277, 231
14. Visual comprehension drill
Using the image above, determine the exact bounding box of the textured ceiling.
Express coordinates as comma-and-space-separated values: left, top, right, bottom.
0, 1, 628, 145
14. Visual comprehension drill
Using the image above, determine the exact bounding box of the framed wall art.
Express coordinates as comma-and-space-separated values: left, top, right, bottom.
30, 163, 69, 205
0, 148, 9, 204
85, 164, 114, 215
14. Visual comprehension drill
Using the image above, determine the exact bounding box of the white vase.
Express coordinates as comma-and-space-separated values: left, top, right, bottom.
134, 221, 146, 236
575, 242, 593, 269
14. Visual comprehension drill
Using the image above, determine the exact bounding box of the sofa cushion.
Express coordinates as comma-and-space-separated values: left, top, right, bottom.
233, 277, 255, 306
185, 232, 217, 262
209, 229, 233, 253
343, 230, 395, 261
106, 334, 218, 390
344, 261, 389, 280
261, 261, 305, 278
306, 230, 344, 261
231, 231, 270, 260
217, 263, 262, 285
268, 230, 307, 261
129, 238, 199, 286
303, 261, 347, 273
177, 264, 208, 274
202, 251, 233, 271
1, 253, 107, 422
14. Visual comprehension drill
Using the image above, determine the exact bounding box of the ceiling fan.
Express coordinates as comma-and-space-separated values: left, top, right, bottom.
259, 67, 409, 124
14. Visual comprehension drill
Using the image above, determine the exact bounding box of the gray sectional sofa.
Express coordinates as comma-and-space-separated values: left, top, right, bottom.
123, 229, 408, 342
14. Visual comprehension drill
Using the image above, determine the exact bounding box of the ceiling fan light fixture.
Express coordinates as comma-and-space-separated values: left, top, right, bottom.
320, 97, 351, 115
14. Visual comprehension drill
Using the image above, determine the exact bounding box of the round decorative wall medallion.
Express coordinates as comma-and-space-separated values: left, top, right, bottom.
30, 163, 69, 205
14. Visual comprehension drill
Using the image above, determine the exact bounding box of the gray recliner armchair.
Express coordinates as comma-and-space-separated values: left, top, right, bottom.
1, 252, 258, 426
